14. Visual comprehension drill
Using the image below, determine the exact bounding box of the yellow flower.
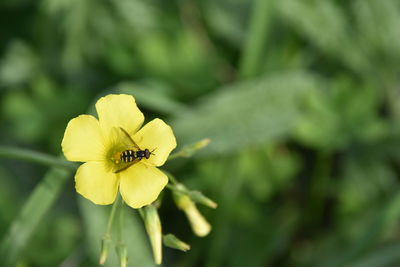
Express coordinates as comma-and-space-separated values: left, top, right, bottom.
61, 94, 176, 208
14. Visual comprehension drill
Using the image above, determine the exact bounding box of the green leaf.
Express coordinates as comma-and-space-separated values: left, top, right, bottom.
298, 192, 400, 267
0, 167, 71, 266
351, 242, 400, 267
0, 40, 39, 87
239, 0, 274, 79
172, 71, 318, 155
116, 81, 188, 115
353, 0, 400, 66
329, 192, 400, 267
204, 0, 249, 47
276, 0, 369, 74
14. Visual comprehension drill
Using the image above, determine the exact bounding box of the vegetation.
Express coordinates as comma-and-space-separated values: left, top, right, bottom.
1, 0, 400, 266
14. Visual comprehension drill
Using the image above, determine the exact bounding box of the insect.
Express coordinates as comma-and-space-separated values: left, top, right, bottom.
114, 127, 155, 173
120, 148, 151, 162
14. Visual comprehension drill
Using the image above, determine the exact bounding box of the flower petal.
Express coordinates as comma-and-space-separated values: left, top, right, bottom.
61, 115, 105, 162
133, 119, 177, 166
96, 94, 144, 136
119, 163, 168, 208
75, 161, 119, 205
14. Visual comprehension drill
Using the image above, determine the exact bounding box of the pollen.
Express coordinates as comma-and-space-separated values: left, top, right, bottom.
112, 152, 122, 164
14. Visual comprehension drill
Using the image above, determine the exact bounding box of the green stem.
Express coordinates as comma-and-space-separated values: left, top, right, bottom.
162, 170, 179, 185
116, 199, 128, 267
100, 194, 122, 264
238, 0, 273, 79
0, 146, 77, 170
166, 184, 183, 193
168, 146, 194, 160
168, 139, 211, 160
118, 199, 124, 242
166, 184, 187, 194
167, 152, 183, 161
105, 194, 122, 238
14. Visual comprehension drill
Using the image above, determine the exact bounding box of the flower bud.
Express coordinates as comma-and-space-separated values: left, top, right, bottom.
99, 237, 111, 265
116, 242, 128, 267
193, 138, 211, 150
173, 186, 211, 237
143, 205, 162, 265
163, 234, 190, 252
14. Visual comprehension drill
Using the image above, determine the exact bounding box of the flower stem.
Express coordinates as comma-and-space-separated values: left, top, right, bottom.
116, 199, 128, 267
166, 153, 182, 161
166, 184, 186, 194
0, 146, 77, 170
100, 194, 121, 265
106, 194, 122, 236
167, 184, 217, 209
118, 199, 124, 243
162, 170, 179, 185
168, 138, 211, 160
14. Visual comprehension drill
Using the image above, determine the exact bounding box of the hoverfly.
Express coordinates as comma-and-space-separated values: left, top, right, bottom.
114, 127, 155, 173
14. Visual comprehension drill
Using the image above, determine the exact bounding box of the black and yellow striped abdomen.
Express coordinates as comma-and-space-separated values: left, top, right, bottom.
120, 150, 137, 163
120, 148, 151, 163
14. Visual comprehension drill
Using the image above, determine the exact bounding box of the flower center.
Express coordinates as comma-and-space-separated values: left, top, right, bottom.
104, 127, 135, 173
105, 127, 154, 173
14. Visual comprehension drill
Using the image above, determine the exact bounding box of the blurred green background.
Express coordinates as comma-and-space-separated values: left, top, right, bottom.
1, 0, 400, 266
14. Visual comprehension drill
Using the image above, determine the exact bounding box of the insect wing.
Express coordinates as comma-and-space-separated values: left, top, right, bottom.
113, 158, 140, 173
118, 127, 141, 149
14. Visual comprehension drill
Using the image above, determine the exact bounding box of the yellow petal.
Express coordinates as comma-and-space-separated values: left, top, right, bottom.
133, 119, 177, 167
119, 163, 168, 208
75, 161, 119, 205
61, 115, 105, 162
96, 94, 144, 136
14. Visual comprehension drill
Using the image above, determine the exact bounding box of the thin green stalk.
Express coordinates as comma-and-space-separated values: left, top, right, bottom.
168, 138, 211, 160
118, 200, 124, 243
166, 183, 186, 194
162, 170, 179, 185
100, 195, 121, 265
0, 146, 77, 170
238, 0, 273, 79
116, 199, 127, 267
106, 195, 122, 238
100, 194, 122, 265
167, 152, 183, 161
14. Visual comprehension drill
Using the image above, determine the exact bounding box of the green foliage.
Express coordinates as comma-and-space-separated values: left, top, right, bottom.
79, 198, 155, 267
173, 71, 318, 155
0, 168, 71, 266
1, 0, 400, 266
